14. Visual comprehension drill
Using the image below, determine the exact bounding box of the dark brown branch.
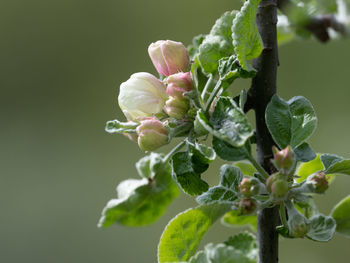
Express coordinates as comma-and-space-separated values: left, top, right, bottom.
250, 1, 280, 262
277, 0, 347, 43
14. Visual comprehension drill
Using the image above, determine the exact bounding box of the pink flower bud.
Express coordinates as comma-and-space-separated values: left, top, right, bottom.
164, 97, 190, 119
148, 40, 190, 76
239, 177, 260, 197
266, 173, 289, 199
309, 172, 329, 193
272, 145, 295, 172
136, 118, 169, 151
166, 72, 193, 99
239, 198, 256, 215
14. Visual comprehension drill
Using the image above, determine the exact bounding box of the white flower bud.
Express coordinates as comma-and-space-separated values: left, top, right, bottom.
118, 72, 168, 121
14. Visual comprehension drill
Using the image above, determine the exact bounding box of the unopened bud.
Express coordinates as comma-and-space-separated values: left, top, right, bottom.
266, 173, 289, 199
164, 97, 190, 119
239, 198, 256, 215
272, 145, 295, 172
166, 72, 193, 99
118, 72, 167, 121
308, 172, 329, 193
136, 118, 169, 151
148, 40, 189, 76
239, 177, 260, 197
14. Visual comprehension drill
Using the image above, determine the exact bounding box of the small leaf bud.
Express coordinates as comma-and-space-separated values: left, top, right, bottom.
136, 118, 169, 151
148, 40, 189, 76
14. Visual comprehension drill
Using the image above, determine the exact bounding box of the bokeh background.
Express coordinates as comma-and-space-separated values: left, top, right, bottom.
1, 0, 350, 262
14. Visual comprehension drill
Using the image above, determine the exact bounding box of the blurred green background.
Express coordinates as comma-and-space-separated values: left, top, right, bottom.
1, 0, 350, 262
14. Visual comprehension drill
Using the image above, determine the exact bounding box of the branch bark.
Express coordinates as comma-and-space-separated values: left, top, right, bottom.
277, 0, 347, 43
250, 1, 279, 262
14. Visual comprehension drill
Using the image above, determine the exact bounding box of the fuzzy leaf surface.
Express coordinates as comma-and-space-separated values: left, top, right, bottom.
158, 204, 231, 263
306, 214, 336, 242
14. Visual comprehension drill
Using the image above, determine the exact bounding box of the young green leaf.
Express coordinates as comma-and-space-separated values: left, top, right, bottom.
234, 161, 257, 177
98, 159, 179, 227
221, 210, 257, 231
266, 95, 317, 149
232, 0, 262, 71
172, 151, 209, 196
306, 214, 336, 242
211, 97, 254, 147
225, 232, 258, 261
296, 154, 336, 184
325, 159, 350, 176
331, 195, 350, 238
321, 154, 344, 170
198, 11, 238, 74
158, 203, 231, 263
189, 243, 255, 263
188, 34, 206, 60
196, 165, 242, 205
294, 143, 316, 162
212, 136, 250, 162
105, 119, 138, 134
188, 141, 216, 165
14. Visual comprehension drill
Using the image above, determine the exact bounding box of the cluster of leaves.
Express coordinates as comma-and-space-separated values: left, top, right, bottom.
99, 0, 350, 262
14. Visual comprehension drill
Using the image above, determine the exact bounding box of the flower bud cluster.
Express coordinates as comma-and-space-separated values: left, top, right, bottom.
272, 145, 296, 175
305, 171, 329, 194
116, 40, 191, 151
266, 173, 289, 200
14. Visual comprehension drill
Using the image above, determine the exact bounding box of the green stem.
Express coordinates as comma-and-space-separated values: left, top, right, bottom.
201, 74, 216, 102
247, 154, 270, 180
204, 79, 222, 113
163, 140, 187, 163
280, 201, 288, 227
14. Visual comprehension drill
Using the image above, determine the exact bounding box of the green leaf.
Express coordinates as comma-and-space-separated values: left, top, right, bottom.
266, 95, 317, 149
218, 56, 256, 88
105, 119, 138, 134
98, 158, 179, 227
331, 195, 350, 238
188, 141, 216, 165
189, 243, 255, 263
234, 162, 257, 177
306, 214, 336, 242
210, 97, 254, 147
158, 203, 231, 263
221, 210, 257, 231
225, 232, 258, 261
232, 0, 262, 71
321, 154, 344, 170
197, 165, 242, 205
325, 159, 350, 176
172, 151, 209, 196
198, 11, 238, 74
136, 152, 164, 179
294, 143, 316, 162
212, 136, 251, 162
188, 34, 206, 60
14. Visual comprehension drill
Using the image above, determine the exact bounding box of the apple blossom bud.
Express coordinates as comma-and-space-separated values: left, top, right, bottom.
308, 172, 329, 193
239, 198, 256, 215
266, 173, 289, 199
272, 145, 295, 172
166, 72, 193, 99
118, 72, 168, 121
239, 177, 260, 197
164, 97, 190, 119
136, 118, 169, 151
148, 40, 190, 76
